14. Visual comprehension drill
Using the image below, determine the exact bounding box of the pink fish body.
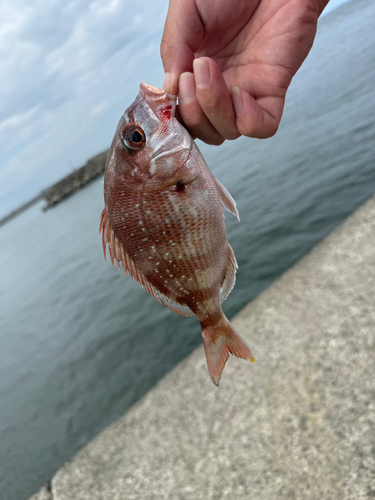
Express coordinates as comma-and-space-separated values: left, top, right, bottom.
100, 82, 255, 385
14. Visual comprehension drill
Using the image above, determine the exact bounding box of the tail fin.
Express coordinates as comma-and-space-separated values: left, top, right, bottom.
201, 316, 255, 385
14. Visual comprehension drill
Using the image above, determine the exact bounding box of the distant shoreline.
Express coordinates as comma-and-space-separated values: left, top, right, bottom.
0, 194, 45, 228
0, 150, 108, 228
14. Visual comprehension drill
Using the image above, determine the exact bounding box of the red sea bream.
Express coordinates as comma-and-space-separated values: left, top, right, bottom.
100, 83, 255, 385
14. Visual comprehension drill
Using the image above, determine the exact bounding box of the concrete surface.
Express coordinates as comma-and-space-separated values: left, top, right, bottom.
29, 485, 52, 500
31, 195, 375, 499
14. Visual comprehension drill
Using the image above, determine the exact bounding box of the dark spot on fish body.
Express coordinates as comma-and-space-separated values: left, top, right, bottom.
176, 182, 185, 193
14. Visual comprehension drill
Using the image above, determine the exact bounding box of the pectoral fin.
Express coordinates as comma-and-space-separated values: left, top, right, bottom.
214, 177, 240, 220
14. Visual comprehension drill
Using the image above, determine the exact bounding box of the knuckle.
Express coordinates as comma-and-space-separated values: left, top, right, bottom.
189, 126, 225, 146
196, 89, 219, 113
160, 37, 172, 66
207, 136, 225, 146
225, 130, 241, 141
241, 121, 279, 139
182, 114, 204, 129
187, 124, 224, 145
200, 98, 218, 115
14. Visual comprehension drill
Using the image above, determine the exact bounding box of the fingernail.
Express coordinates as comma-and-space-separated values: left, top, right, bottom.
230, 86, 243, 116
163, 72, 179, 95
163, 72, 171, 91
194, 59, 210, 88
179, 72, 196, 103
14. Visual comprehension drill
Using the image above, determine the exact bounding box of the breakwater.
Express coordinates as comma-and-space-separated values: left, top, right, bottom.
0, 150, 108, 227
42, 150, 108, 210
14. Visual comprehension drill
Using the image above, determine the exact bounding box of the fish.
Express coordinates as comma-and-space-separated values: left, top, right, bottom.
99, 82, 255, 385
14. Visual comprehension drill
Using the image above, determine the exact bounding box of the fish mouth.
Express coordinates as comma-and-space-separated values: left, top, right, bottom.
139, 82, 177, 119
140, 82, 165, 96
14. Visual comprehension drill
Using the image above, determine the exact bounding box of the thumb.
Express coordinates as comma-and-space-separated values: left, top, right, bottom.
160, 0, 203, 94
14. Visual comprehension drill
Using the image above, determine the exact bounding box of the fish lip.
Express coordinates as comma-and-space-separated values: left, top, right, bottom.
140, 82, 165, 96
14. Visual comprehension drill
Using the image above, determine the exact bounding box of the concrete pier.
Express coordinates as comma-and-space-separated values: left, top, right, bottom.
30, 195, 375, 500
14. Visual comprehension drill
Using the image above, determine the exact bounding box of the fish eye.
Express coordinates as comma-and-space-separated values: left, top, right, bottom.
122, 125, 145, 151
130, 131, 142, 143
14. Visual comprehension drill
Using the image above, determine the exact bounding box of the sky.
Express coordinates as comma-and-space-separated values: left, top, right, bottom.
0, 0, 351, 218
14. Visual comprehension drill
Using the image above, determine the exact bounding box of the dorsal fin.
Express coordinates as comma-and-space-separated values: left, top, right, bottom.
214, 177, 240, 221
220, 243, 238, 302
99, 209, 194, 317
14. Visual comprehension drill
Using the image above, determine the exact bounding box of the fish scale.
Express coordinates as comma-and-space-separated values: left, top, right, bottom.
100, 82, 255, 385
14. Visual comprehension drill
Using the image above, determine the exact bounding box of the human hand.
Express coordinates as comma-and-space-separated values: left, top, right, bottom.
161, 0, 329, 144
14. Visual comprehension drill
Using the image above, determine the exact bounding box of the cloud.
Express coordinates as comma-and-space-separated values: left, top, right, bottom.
90, 102, 107, 117
0, 0, 169, 219
0, 0, 168, 216
0, 106, 39, 133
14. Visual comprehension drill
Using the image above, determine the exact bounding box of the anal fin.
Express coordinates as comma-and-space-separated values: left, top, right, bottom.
220, 244, 238, 302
